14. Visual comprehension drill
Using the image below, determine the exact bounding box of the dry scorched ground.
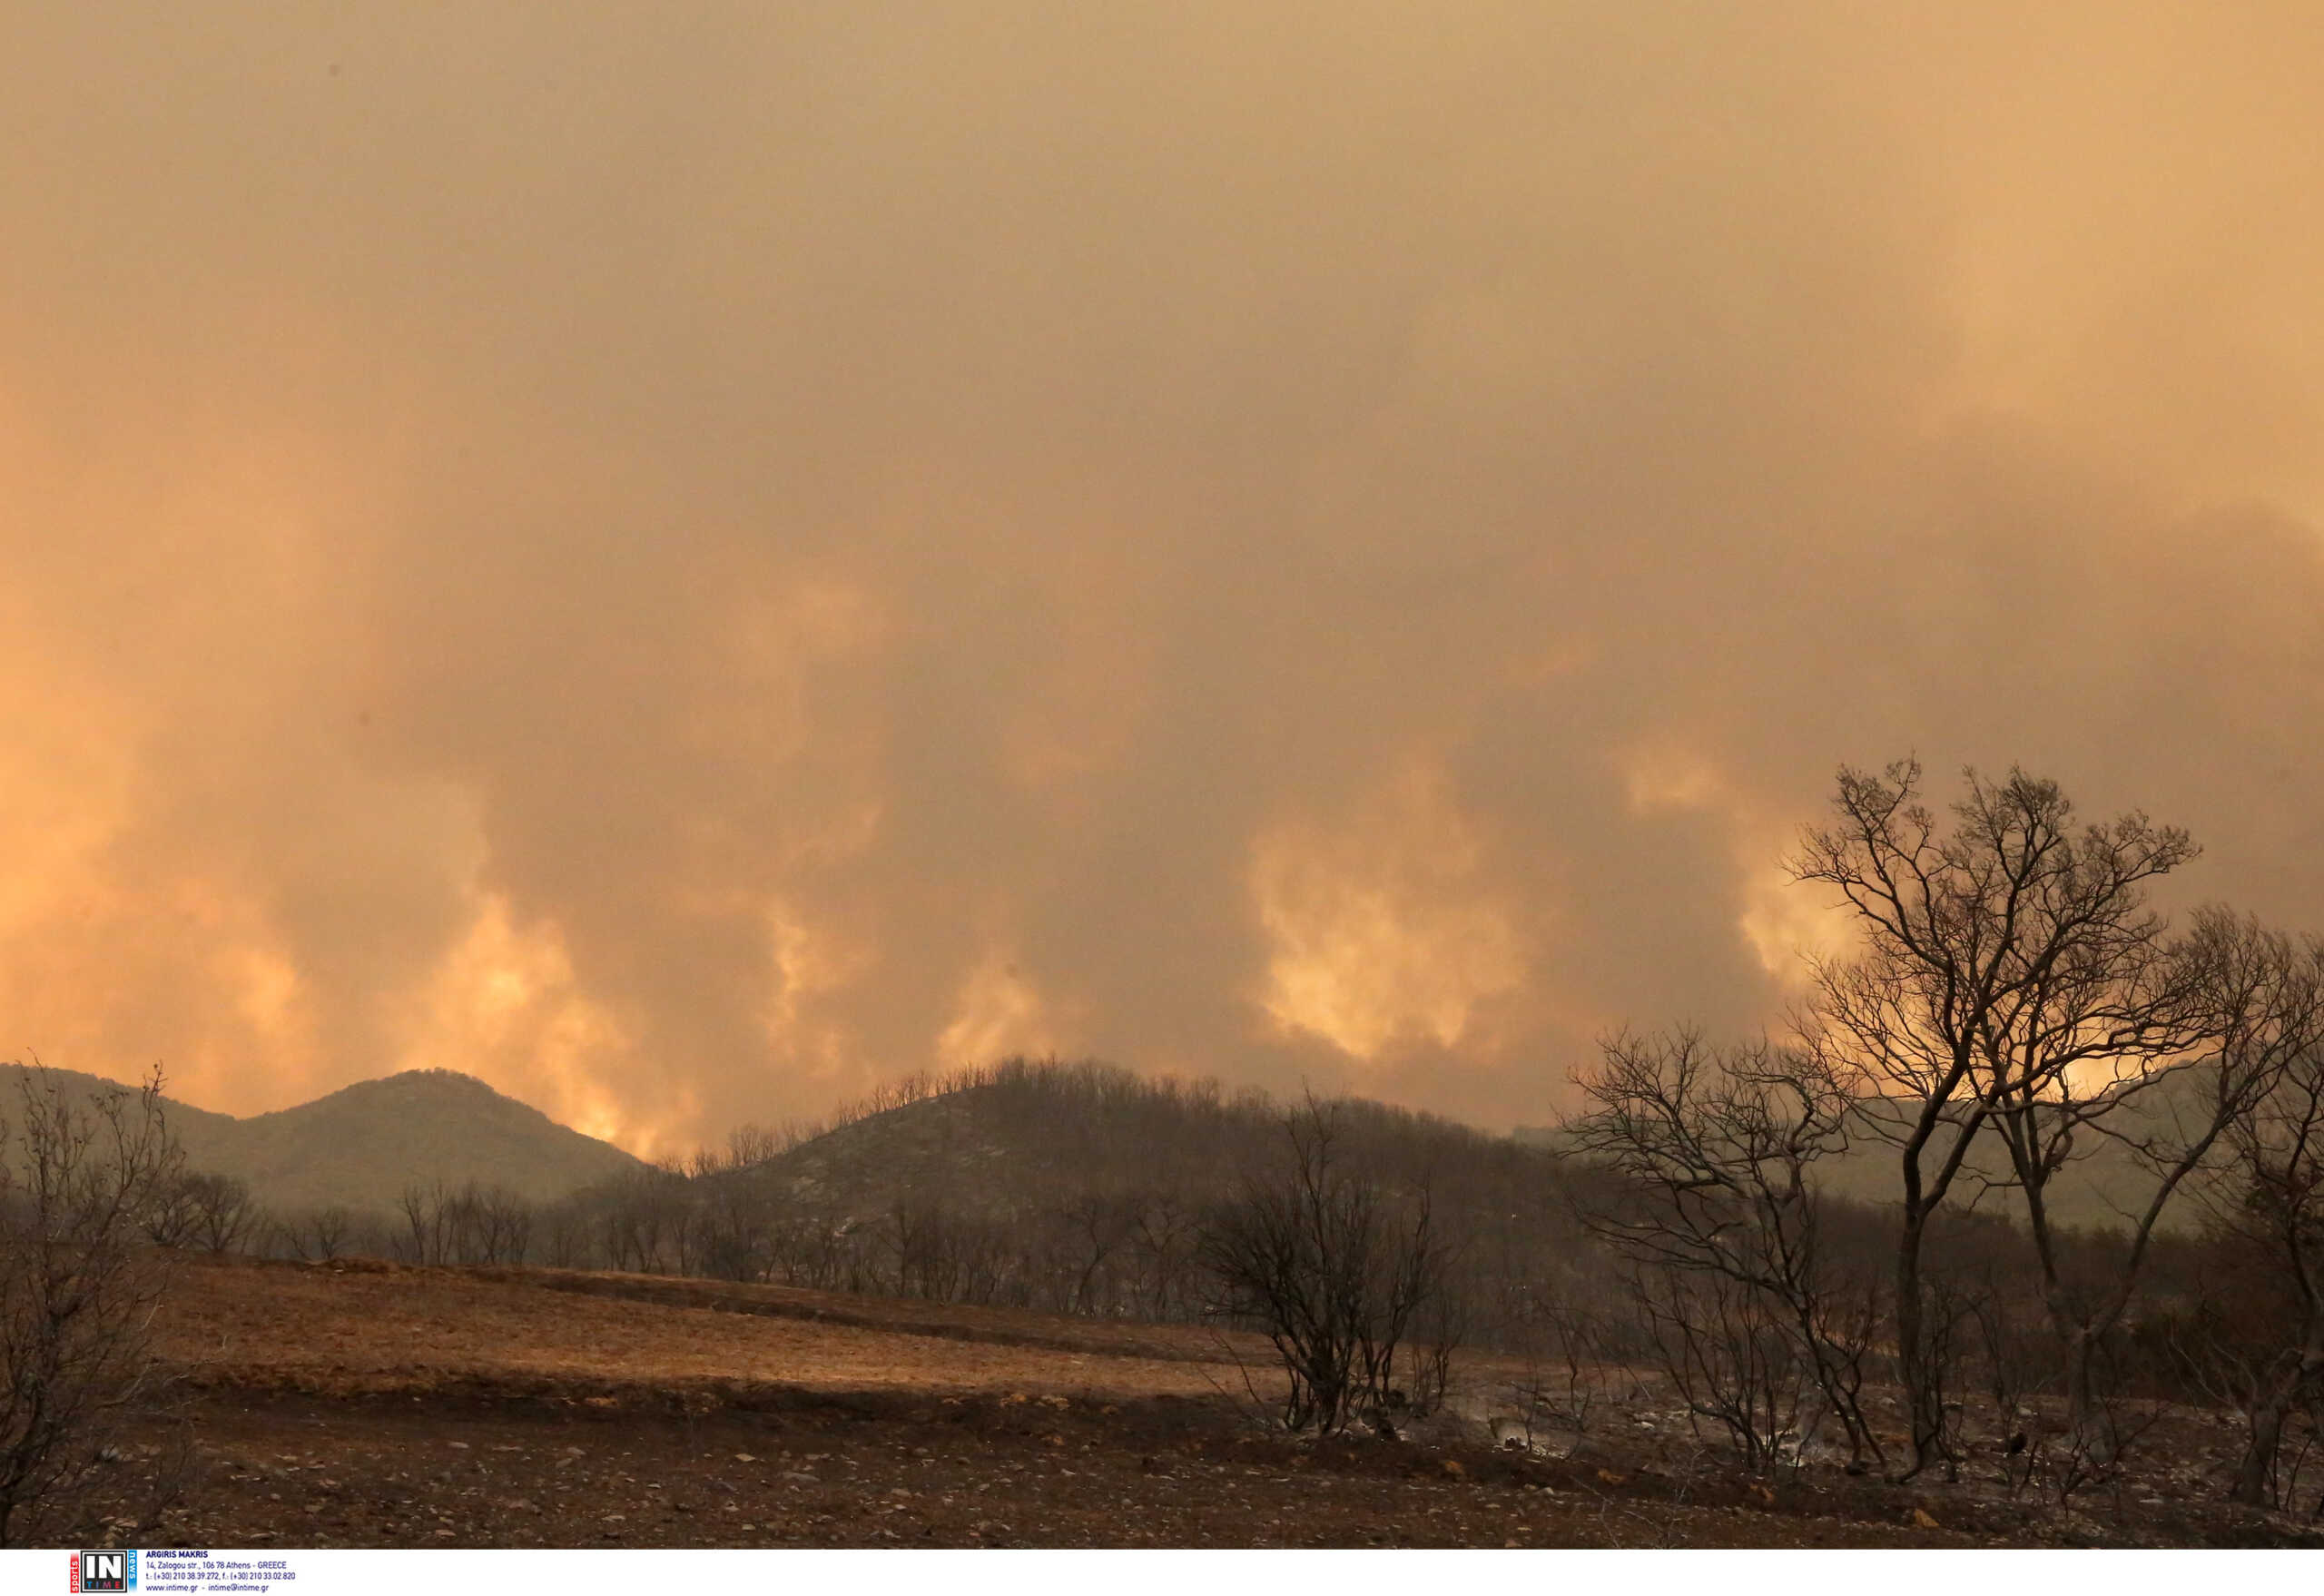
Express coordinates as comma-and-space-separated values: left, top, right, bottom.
70, 1254, 2319, 1550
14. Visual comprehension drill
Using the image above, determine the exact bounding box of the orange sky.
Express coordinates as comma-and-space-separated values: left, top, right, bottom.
5, 5, 2323, 1155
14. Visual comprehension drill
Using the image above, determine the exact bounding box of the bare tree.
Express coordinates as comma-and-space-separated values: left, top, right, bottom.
1403, 1273, 1471, 1419
691, 1174, 779, 1283
1994, 910, 2324, 1466
1792, 759, 2203, 1476
1948, 1248, 2041, 1493
396, 1180, 448, 1266
1196, 1093, 1448, 1435
280, 1206, 353, 1263
1569, 1028, 1886, 1471
180, 1173, 261, 1256
1494, 1273, 1623, 1453
1058, 1192, 1138, 1317
881, 1197, 959, 1300
1626, 1261, 1814, 1472
1126, 1194, 1202, 1322
724, 1122, 783, 1169
2191, 986, 2324, 1505
0, 1064, 187, 1544
537, 1197, 592, 1269
138, 1169, 202, 1250
467, 1185, 535, 1266
596, 1167, 686, 1274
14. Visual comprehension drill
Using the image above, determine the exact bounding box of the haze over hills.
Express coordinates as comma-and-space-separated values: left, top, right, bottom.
0, 1062, 644, 1216
2, 1047, 2201, 1240
1518, 1072, 2219, 1236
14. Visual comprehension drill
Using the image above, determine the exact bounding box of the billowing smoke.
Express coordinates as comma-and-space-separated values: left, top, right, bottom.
5, 5, 2321, 1151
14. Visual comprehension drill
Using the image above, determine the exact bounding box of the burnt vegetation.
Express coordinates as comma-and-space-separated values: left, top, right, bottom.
0, 1066, 192, 1545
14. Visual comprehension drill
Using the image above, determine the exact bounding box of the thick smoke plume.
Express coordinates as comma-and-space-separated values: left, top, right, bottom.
4, 5, 2322, 1150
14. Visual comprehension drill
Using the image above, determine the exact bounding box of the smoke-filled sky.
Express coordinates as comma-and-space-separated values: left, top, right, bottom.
5, 5, 2324, 1154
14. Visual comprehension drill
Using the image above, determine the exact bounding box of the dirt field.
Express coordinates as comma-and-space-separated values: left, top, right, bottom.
67, 1254, 2320, 1549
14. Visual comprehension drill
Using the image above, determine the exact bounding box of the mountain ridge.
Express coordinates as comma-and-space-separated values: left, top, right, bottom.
0, 1061, 644, 1215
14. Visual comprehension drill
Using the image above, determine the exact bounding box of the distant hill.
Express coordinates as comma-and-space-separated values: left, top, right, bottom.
0, 1061, 245, 1172
1521, 1073, 2224, 1236
214, 1069, 646, 1212
0, 1063, 644, 1216
743, 1063, 1277, 1223
1804, 1100, 2173, 1233
737, 1058, 1573, 1236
